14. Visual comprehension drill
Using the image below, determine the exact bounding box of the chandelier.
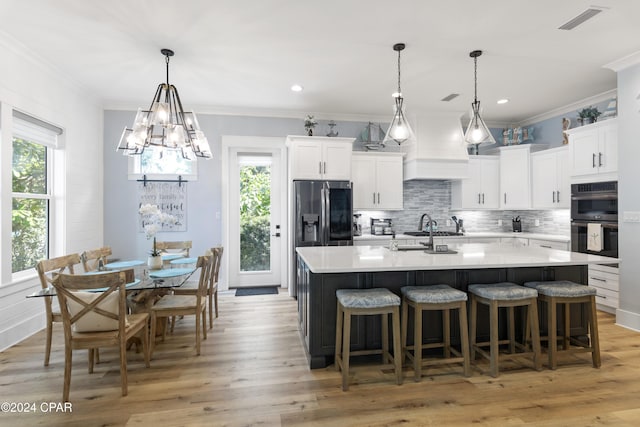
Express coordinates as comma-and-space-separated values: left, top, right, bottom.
463, 50, 496, 151
117, 48, 212, 160
383, 43, 415, 145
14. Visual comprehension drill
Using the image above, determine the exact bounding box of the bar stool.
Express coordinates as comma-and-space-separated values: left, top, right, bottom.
334, 288, 403, 391
524, 280, 600, 369
401, 285, 470, 381
469, 282, 542, 377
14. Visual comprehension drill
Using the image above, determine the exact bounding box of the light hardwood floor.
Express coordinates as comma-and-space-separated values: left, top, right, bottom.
2, 289, 640, 426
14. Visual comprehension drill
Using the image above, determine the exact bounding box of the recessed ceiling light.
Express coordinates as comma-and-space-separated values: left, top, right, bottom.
291, 84, 303, 92
497, 98, 509, 104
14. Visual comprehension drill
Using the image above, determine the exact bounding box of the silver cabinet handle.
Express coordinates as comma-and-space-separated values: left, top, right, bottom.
373, 192, 376, 204
319, 161, 322, 174
377, 193, 380, 204
552, 191, 556, 203
504, 193, 507, 204
592, 153, 596, 168
478, 193, 481, 204
556, 191, 560, 203
596, 294, 608, 300
541, 245, 552, 249
590, 277, 607, 283
482, 193, 485, 204
598, 152, 603, 167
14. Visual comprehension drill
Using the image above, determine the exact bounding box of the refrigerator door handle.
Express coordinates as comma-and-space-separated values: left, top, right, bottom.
321, 182, 329, 245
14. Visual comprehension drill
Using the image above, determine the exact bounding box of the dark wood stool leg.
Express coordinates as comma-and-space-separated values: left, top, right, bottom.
414, 304, 422, 381
489, 300, 500, 378
401, 298, 409, 365
335, 303, 343, 372
589, 295, 601, 368
469, 296, 478, 361
341, 309, 352, 391
382, 313, 389, 364
548, 296, 558, 369
392, 306, 403, 385
459, 301, 471, 377
443, 308, 451, 358
529, 298, 542, 371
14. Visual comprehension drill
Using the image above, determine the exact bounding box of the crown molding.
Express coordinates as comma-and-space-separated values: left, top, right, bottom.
604, 51, 640, 72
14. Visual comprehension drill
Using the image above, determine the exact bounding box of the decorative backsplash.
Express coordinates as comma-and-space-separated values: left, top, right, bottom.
355, 180, 570, 236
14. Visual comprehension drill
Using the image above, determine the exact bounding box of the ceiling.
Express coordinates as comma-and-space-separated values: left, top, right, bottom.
1, 0, 639, 125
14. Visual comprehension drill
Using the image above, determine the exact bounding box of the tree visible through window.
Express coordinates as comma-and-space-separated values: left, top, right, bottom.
239, 164, 271, 271
12, 137, 49, 272
138, 149, 194, 175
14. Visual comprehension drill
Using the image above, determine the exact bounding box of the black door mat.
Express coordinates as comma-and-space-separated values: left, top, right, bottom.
235, 286, 279, 296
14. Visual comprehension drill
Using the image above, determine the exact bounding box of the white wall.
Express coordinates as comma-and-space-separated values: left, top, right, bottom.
0, 34, 103, 351
614, 59, 640, 330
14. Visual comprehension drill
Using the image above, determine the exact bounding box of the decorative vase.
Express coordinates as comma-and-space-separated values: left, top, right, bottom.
147, 255, 162, 270
307, 128, 313, 136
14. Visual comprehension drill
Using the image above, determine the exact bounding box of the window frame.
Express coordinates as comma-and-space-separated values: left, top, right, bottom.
9, 112, 59, 280
126, 150, 199, 181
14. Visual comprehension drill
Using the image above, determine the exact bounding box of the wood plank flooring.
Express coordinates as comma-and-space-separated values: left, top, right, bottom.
2, 289, 640, 426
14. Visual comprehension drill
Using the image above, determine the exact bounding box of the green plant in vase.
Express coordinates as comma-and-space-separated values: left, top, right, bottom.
577, 106, 601, 125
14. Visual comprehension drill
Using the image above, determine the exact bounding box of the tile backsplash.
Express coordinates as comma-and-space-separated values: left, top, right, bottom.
355, 180, 570, 236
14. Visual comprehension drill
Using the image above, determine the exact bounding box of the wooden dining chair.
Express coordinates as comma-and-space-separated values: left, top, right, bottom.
80, 246, 112, 272
172, 247, 223, 329
150, 255, 213, 357
36, 254, 82, 366
52, 270, 150, 402
155, 240, 192, 257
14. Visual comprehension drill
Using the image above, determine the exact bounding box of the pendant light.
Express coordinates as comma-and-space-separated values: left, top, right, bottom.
117, 48, 212, 160
464, 50, 495, 152
383, 43, 415, 145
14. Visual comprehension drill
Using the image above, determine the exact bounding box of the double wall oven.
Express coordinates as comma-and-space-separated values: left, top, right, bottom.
570, 181, 618, 258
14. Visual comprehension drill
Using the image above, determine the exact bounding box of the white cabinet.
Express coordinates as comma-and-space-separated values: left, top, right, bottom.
588, 264, 619, 314
451, 156, 499, 209
287, 136, 354, 180
531, 147, 570, 209
352, 152, 404, 210
567, 119, 618, 183
499, 145, 531, 209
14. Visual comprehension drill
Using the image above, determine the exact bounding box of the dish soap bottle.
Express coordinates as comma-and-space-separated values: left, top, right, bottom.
388, 233, 398, 251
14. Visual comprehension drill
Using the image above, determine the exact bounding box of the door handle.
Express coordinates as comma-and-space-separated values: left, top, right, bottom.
482, 193, 485, 204
373, 192, 376, 204
504, 193, 507, 204
556, 191, 560, 203
598, 152, 603, 167
478, 193, 481, 204
323, 161, 327, 174
271, 232, 281, 237
377, 193, 380, 204
592, 153, 596, 168
319, 161, 322, 175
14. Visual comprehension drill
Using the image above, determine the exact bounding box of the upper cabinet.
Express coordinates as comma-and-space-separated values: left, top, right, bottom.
451, 156, 499, 209
352, 152, 404, 210
287, 136, 355, 180
499, 145, 531, 209
567, 119, 618, 183
531, 146, 570, 209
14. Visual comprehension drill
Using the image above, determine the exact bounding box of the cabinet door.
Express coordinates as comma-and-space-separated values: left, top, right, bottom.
291, 140, 323, 180
598, 125, 618, 174
375, 156, 404, 210
322, 141, 352, 180
351, 155, 377, 209
532, 152, 557, 209
569, 130, 599, 177
480, 158, 500, 209
556, 148, 570, 208
500, 147, 530, 209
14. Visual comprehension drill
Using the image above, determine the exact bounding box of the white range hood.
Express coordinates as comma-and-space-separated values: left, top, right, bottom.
402, 113, 470, 180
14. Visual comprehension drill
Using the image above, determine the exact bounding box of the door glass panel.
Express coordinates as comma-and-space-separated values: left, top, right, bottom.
239, 155, 271, 272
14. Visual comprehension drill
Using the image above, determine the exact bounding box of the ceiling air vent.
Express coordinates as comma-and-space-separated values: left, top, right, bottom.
558, 7, 604, 30
441, 93, 459, 102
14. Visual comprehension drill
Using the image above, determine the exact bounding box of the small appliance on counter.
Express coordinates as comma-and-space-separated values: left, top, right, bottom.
512, 216, 522, 232
371, 218, 394, 235
353, 214, 362, 236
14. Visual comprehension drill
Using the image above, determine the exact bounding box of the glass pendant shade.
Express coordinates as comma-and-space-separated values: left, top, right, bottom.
464, 101, 495, 145
384, 95, 415, 145
117, 49, 212, 160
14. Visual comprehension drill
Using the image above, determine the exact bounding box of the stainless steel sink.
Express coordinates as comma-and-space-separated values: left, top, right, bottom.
423, 249, 458, 254
403, 231, 464, 237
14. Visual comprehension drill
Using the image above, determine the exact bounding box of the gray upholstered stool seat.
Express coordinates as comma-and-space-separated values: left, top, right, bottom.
401, 285, 470, 380
468, 282, 542, 377
336, 288, 400, 308
402, 285, 467, 304
523, 280, 600, 369
334, 288, 402, 391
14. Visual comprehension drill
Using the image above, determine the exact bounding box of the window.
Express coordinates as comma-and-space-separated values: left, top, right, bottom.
11, 113, 59, 273
129, 148, 197, 179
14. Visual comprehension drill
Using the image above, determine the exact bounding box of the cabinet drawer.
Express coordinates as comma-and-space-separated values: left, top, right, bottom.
589, 284, 619, 308
529, 239, 569, 250
588, 269, 619, 292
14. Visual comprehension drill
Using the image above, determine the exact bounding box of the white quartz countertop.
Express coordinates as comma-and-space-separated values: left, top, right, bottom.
354, 232, 570, 243
296, 242, 614, 273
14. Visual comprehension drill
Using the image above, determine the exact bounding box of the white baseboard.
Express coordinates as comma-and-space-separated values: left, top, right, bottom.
615, 308, 640, 332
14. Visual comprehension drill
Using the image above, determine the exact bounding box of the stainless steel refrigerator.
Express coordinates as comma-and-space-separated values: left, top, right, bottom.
292, 180, 353, 296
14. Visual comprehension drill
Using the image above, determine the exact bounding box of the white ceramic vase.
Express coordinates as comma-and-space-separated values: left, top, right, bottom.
147, 255, 162, 270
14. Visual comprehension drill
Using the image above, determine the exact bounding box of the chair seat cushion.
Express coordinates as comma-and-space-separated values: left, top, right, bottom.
468, 282, 537, 300
401, 285, 467, 303
524, 280, 596, 297
336, 288, 400, 309
153, 295, 198, 311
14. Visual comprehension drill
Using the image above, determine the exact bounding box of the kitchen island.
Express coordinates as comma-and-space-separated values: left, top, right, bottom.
296, 242, 615, 368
